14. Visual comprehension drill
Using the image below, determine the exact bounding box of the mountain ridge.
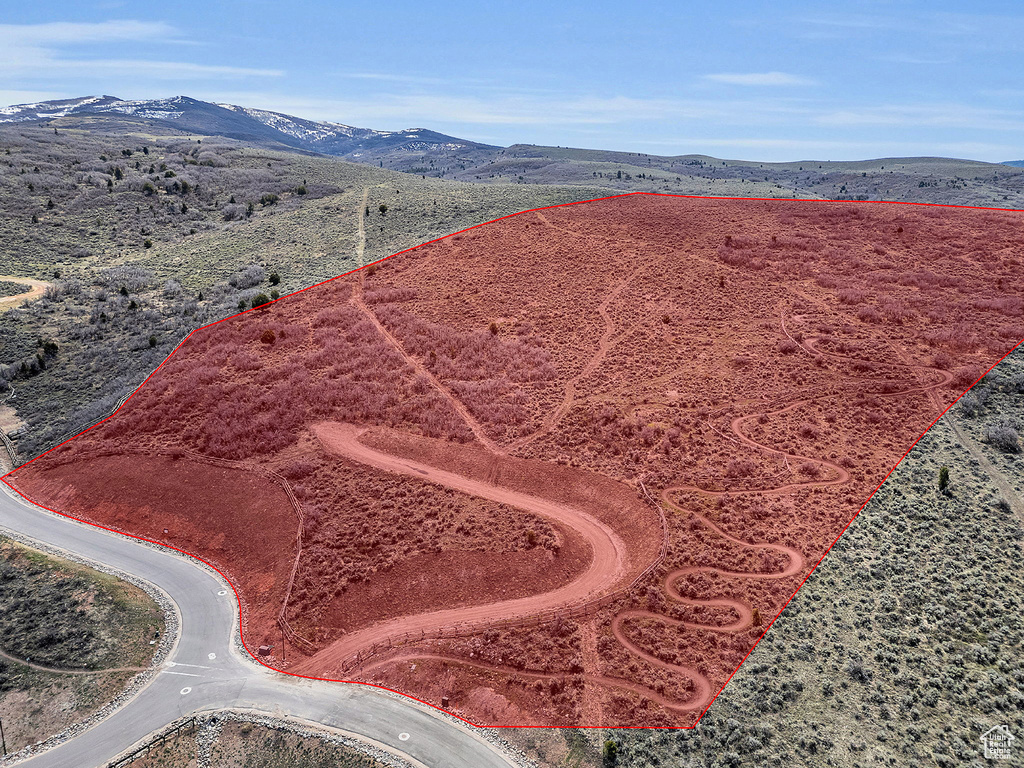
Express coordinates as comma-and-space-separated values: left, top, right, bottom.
3, 95, 1024, 207
0, 94, 496, 159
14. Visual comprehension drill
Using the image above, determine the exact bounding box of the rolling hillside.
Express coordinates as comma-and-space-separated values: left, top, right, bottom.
5, 95, 1024, 206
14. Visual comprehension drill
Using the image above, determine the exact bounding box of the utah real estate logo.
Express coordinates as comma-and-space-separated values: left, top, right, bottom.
981, 725, 1014, 760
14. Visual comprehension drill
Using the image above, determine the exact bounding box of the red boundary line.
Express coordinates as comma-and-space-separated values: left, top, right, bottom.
1, 191, 1023, 731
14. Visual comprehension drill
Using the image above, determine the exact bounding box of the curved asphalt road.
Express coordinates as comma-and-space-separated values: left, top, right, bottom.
0, 483, 517, 768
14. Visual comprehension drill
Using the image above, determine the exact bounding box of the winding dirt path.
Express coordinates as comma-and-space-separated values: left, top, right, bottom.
0, 276, 49, 309
599, 311, 959, 712
300, 295, 965, 717
290, 422, 631, 677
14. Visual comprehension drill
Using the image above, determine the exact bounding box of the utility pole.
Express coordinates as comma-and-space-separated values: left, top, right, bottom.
1, 715, 8, 756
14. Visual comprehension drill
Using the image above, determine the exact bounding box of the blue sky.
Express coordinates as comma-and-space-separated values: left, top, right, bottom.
2, 1, 1023, 162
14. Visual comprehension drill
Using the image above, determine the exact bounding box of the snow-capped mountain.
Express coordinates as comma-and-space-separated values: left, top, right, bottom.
0, 95, 494, 158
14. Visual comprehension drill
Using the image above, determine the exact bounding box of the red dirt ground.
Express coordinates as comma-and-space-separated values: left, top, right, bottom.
7, 193, 1024, 727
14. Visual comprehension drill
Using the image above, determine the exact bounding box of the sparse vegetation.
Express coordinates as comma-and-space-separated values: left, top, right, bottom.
529, 346, 1023, 766
0, 536, 162, 751
0, 280, 31, 298
129, 717, 390, 768
0, 125, 603, 460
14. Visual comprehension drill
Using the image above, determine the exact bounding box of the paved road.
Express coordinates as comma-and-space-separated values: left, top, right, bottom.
0, 483, 518, 768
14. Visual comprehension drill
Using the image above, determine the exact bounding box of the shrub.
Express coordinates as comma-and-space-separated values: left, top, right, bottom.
602, 740, 619, 766
221, 203, 245, 221
837, 287, 868, 305
938, 465, 950, 494
798, 461, 821, 478
228, 264, 266, 290
959, 392, 986, 418
983, 418, 1021, 453
857, 306, 882, 323
726, 458, 755, 477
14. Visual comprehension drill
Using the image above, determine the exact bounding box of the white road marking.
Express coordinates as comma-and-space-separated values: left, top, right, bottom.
168, 661, 211, 669
162, 670, 201, 677
399, 733, 410, 741
217, 590, 228, 596
180, 687, 192, 695
208, 653, 216, 660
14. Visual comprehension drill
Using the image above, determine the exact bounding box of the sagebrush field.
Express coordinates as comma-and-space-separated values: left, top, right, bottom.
8, 193, 1024, 726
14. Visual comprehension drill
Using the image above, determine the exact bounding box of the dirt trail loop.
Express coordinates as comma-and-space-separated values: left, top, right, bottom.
783, 296, 954, 410
0, 647, 145, 676
0, 276, 50, 309
290, 422, 630, 677
601, 394, 817, 713
350, 279, 504, 454
606, 310, 959, 713
610, 500, 805, 709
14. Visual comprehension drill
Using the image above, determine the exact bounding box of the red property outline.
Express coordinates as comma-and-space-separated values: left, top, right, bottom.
2, 191, 1023, 730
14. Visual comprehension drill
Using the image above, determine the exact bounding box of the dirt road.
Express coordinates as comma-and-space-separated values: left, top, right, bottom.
0, 275, 49, 309
290, 422, 632, 677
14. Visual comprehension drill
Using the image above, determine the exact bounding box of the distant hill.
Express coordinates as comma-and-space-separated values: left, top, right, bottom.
0, 95, 497, 160
1002, 160, 1024, 167
3, 95, 1024, 207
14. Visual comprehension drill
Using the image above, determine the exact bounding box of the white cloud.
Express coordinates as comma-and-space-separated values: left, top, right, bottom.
54, 59, 281, 79
0, 20, 276, 81
703, 72, 817, 87
0, 19, 176, 45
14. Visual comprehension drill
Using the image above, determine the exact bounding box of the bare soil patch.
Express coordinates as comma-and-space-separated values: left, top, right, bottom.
10, 454, 296, 646
11, 194, 1024, 726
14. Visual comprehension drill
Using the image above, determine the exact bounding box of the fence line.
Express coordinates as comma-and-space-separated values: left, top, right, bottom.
141, 446, 317, 655
0, 429, 17, 470
107, 717, 198, 767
